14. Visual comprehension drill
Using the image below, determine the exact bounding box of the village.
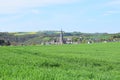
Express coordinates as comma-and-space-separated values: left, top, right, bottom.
0, 30, 120, 46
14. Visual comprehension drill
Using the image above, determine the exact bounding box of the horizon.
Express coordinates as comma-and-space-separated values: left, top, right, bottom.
0, 0, 120, 33
0, 30, 119, 34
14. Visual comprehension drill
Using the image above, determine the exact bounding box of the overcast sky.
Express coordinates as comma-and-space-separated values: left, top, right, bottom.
0, 0, 120, 33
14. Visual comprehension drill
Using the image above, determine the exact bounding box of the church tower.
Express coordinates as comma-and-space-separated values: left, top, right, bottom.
59, 29, 64, 44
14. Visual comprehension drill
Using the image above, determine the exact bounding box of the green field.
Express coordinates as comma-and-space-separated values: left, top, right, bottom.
0, 42, 120, 80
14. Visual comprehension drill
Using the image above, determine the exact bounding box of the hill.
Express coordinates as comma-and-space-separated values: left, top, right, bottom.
0, 31, 120, 45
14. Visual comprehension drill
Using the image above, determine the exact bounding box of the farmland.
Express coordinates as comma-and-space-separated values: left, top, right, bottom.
0, 42, 120, 80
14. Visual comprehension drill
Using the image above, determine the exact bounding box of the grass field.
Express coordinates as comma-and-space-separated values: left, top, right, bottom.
0, 42, 120, 80
10, 32, 37, 36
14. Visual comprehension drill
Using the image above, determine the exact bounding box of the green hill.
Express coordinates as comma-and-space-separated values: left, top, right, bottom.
0, 31, 120, 45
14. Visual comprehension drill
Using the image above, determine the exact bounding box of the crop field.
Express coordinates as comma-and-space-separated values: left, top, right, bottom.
0, 42, 120, 80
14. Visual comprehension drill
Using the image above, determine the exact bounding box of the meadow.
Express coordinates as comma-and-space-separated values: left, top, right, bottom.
0, 42, 120, 80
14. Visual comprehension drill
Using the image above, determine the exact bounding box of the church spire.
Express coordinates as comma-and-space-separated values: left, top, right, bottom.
59, 29, 64, 44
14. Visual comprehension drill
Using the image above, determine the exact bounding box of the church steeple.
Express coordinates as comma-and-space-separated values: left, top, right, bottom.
59, 29, 64, 44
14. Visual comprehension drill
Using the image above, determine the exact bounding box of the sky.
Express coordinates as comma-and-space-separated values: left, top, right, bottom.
0, 0, 120, 33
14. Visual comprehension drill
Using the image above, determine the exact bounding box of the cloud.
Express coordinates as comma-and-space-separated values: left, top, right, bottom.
87, 18, 96, 22
31, 9, 42, 14
0, 15, 23, 23
0, 0, 79, 14
107, 10, 120, 13
106, 0, 120, 6
103, 10, 120, 16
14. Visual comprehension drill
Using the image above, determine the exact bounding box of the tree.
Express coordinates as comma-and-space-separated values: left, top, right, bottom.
0, 40, 5, 46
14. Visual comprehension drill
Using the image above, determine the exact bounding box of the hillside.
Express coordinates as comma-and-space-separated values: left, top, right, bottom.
0, 31, 120, 45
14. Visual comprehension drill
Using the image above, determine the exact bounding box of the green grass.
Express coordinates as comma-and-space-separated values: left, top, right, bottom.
0, 42, 120, 80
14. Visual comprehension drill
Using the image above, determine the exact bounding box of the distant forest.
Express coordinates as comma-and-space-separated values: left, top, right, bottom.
0, 31, 120, 46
